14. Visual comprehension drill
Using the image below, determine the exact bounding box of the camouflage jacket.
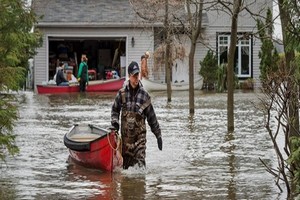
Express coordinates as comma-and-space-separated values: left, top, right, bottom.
111, 80, 161, 139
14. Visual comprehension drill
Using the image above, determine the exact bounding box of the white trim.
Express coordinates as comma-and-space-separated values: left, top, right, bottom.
46, 34, 129, 38
125, 36, 129, 79
36, 22, 208, 29
46, 36, 49, 81
36, 22, 163, 28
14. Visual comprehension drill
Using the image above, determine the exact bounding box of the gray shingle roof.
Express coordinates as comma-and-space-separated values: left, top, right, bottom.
32, 0, 141, 26
31, 0, 208, 28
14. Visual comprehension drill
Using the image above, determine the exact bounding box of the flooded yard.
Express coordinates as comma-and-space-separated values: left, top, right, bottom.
0, 90, 286, 199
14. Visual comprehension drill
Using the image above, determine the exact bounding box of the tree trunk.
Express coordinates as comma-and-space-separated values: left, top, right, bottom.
187, 0, 203, 115
278, 0, 298, 138
165, 0, 172, 102
189, 42, 196, 114
227, 0, 241, 132
278, 1, 298, 196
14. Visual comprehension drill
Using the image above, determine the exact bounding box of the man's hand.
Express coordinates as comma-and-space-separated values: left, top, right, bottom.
112, 122, 119, 131
77, 78, 81, 82
157, 137, 162, 150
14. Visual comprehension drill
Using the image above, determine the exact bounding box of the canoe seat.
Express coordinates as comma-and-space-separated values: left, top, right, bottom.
70, 133, 100, 142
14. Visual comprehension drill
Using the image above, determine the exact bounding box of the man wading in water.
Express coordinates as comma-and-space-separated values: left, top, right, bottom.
111, 61, 162, 169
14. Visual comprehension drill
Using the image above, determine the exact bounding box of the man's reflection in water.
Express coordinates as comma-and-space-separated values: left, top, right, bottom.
112, 172, 146, 200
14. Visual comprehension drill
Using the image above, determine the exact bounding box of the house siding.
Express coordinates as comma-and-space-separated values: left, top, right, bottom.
129, 29, 154, 76
34, 31, 48, 86
196, 0, 272, 89
206, 0, 272, 27
197, 26, 263, 85
252, 38, 262, 88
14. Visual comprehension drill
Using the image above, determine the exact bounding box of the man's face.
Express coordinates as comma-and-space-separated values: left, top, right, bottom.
129, 73, 139, 88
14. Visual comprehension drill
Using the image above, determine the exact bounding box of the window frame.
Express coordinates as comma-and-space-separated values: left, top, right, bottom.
217, 32, 252, 78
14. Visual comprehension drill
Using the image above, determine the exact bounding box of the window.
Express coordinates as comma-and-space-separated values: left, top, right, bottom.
217, 33, 252, 78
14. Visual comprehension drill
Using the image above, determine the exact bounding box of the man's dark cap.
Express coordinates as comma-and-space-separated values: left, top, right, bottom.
128, 61, 140, 75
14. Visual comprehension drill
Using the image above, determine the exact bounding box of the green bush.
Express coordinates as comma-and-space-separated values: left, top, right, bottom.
216, 63, 227, 92
199, 50, 218, 89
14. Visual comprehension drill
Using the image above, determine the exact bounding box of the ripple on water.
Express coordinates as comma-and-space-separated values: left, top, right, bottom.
0, 91, 286, 200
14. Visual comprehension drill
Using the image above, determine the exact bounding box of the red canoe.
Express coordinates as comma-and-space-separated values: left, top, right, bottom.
37, 78, 125, 94
64, 124, 122, 172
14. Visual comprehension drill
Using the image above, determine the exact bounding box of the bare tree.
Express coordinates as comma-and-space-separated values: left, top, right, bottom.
228, 0, 241, 132
259, 69, 293, 197
277, 0, 299, 138
214, 0, 272, 132
258, 1, 300, 198
130, 0, 184, 102
215, 0, 242, 132
164, 0, 172, 102
130, 0, 207, 108
184, 0, 204, 115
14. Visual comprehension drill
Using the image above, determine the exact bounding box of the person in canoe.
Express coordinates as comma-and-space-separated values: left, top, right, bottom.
56, 62, 69, 86
111, 61, 162, 169
77, 54, 89, 92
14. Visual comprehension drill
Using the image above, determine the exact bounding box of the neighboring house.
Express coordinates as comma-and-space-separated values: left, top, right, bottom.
32, 0, 272, 91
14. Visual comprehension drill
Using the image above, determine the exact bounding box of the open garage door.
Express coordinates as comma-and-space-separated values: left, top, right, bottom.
48, 37, 126, 81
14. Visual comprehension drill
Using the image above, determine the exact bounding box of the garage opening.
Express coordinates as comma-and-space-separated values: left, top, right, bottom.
48, 37, 126, 81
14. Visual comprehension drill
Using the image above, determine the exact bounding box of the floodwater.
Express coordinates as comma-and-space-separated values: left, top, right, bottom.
0, 90, 286, 200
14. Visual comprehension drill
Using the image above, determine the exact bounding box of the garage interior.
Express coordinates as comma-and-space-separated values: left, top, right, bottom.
48, 37, 126, 81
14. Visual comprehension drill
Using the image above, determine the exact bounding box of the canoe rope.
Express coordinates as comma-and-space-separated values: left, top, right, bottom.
107, 131, 122, 154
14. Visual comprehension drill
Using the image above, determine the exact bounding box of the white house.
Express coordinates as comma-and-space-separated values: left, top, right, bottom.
31, 0, 272, 91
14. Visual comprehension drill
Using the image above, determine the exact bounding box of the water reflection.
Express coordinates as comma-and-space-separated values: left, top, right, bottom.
66, 159, 114, 199
224, 132, 236, 200
0, 91, 286, 199
66, 158, 147, 200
